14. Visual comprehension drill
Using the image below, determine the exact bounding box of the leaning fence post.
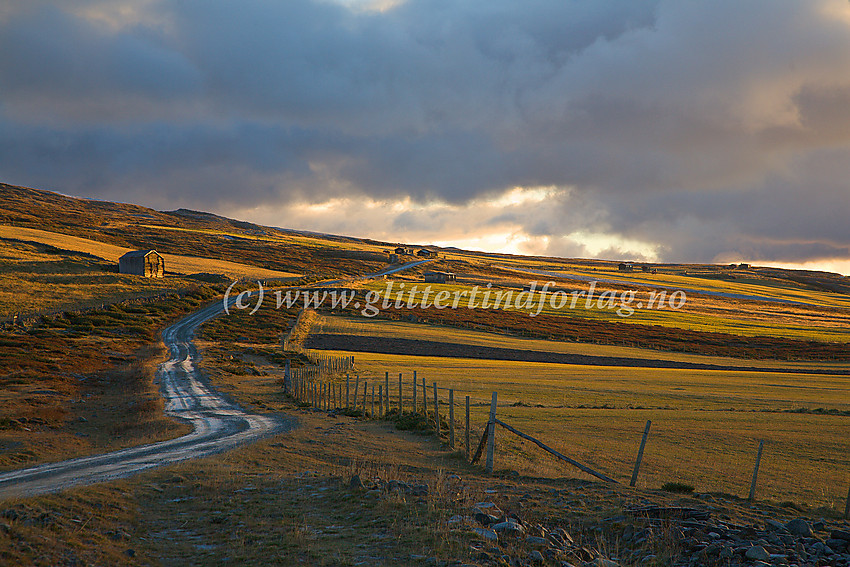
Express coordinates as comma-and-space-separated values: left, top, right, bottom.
449, 389, 455, 449
465, 395, 471, 461
385, 372, 390, 414
354, 375, 360, 409
371, 385, 375, 418
748, 440, 765, 501
486, 392, 498, 474
630, 420, 651, 487
398, 373, 403, 414
413, 371, 417, 413
362, 380, 368, 410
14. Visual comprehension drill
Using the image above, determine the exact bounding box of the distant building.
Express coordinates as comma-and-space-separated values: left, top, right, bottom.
417, 248, 438, 258
618, 262, 634, 272
423, 271, 456, 283
738, 263, 750, 269
119, 250, 164, 278
394, 246, 414, 255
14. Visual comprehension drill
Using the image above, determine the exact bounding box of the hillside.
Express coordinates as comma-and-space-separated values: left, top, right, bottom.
1, 182, 849, 566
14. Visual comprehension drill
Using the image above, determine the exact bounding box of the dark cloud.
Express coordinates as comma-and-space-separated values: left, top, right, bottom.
1, 0, 850, 267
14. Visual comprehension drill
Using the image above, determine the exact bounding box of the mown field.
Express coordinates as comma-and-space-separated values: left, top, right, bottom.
303, 313, 850, 512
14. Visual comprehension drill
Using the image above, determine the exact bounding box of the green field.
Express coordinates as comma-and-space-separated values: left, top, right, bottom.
305, 313, 850, 511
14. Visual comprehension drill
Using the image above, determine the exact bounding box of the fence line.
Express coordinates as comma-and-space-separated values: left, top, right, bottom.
280, 367, 850, 514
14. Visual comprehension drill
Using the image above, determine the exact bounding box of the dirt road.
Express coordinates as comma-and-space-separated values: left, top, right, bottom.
0, 297, 294, 500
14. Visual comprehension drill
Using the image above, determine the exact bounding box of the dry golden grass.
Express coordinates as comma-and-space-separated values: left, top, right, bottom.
302, 314, 850, 512
0, 225, 300, 280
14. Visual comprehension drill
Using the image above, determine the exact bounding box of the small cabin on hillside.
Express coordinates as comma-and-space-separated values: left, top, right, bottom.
423, 271, 456, 283
395, 246, 414, 255
618, 262, 634, 272
417, 248, 438, 258
119, 250, 164, 278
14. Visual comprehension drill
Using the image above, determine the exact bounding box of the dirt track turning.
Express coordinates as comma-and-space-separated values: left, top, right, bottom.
0, 298, 294, 500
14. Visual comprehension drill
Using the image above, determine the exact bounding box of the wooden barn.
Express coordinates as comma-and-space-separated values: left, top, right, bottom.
119, 250, 164, 278
417, 248, 438, 258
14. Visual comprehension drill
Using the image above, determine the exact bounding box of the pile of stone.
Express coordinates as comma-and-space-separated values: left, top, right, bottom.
463, 502, 621, 567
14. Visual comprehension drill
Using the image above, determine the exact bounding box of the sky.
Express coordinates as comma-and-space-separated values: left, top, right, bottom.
2, 0, 850, 273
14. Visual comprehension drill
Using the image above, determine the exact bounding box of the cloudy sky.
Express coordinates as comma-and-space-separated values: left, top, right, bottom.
2, 0, 850, 273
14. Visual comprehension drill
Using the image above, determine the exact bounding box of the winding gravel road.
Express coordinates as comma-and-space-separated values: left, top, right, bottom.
0, 296, 294, 501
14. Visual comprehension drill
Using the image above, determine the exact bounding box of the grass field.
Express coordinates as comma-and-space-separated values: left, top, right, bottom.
358, 278, 850, 344
303, 313, 850, 512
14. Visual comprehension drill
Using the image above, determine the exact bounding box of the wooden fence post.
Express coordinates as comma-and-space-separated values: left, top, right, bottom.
449, 389, 455, 449
630, 420, 651, 487
378, 384, 383, 417
844, 485, 849, 520
371, 385, 375, 418
413, 371, 417, 413
398, 373, 403, 414
486, 392, 498, 474
465, 395, 470, 461
385, 372, 390, 414
748, 440, 765, 501
346, 374, 350, 408
433, 383, 440, 439
354, 375, 360, 410
422, 375, 428, 417
362, 380, 368, 410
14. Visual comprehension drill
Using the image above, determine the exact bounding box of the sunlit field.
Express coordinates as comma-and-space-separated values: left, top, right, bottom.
357, 277, 850, 343
304, 313, 850, 512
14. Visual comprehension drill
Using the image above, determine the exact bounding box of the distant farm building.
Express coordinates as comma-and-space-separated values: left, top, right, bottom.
618, 262, 634, 272
423, 271, 456, 283
417, 248, 438, 258
395, 246, 414, 255
738, 263, 750, 269
119, 250, 164, 278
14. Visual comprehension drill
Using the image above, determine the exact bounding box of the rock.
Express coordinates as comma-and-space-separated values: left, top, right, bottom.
786, 518, 813, 537
473, 527, 498, 542
582, 559, 619, 567
349, 474, 364, 489
832, 529, 850, 542
765, 519, 786, 532
745, 546, 771, 561
526, 536, 548, 547
826, 538, 848, 553
473, 510, 499, 526
529, 550, 545, 563
492, 520, 525, 536
447, 515, 464, 524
